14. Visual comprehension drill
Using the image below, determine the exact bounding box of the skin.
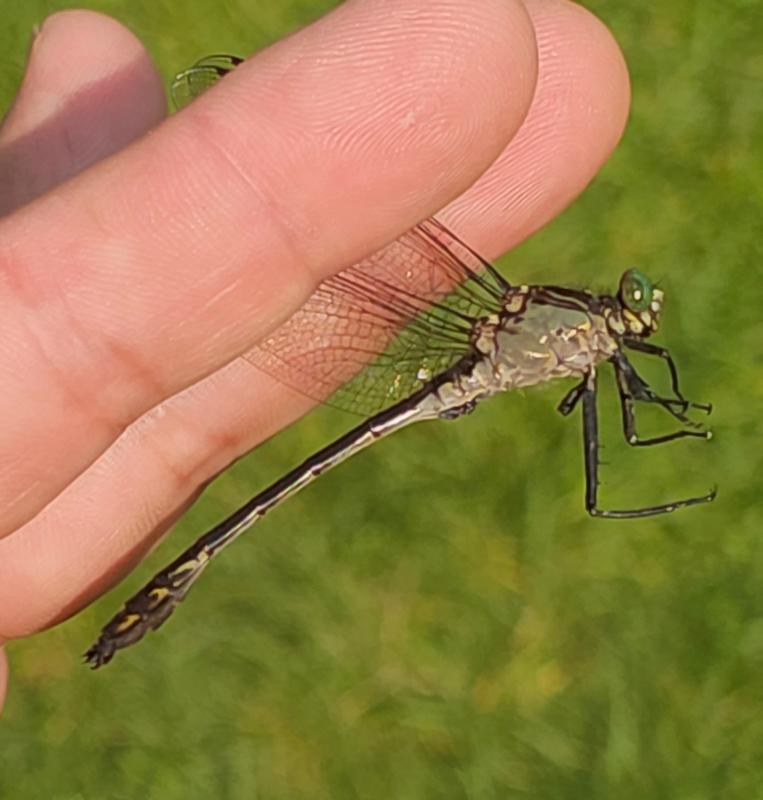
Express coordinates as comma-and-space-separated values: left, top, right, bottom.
0, 0, 629, 713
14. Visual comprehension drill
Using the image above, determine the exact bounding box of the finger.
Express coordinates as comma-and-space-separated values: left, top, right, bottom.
0, 0, 629, 639
0, 10, 166, 216
443, 0, 630, 256
0, 0, 537, 537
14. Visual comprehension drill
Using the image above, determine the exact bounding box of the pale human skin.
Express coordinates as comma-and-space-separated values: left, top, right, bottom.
0, 0, 629, 711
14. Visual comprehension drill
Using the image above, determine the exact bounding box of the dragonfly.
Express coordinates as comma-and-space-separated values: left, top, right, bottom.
84, 55, 715, 668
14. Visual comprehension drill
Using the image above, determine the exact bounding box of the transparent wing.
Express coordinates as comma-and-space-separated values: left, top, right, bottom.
245, 218, 512, 416
170, 54, 514, 415
171, 54, 243, 109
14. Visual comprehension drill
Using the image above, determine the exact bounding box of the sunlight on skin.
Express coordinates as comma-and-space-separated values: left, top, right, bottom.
0, 0, 629, 709
0, 0, 537, 539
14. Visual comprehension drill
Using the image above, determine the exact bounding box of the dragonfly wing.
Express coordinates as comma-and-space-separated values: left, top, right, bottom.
171, 54, 243, 109
171, 54, 515, 415
245, 220, 512, 416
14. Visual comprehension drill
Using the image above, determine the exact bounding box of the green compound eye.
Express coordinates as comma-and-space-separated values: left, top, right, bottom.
619, 269, 654, 313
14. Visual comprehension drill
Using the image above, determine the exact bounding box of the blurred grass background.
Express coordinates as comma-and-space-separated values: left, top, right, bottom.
1, 0, 762, 798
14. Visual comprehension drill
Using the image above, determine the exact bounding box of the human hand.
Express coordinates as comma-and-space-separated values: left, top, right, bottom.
0, 0, 629, 711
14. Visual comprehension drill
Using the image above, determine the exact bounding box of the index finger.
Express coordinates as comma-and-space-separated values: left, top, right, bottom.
0, 0, 538, 536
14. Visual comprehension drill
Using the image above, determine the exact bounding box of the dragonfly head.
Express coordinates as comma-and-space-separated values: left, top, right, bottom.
616, 269, 663, 337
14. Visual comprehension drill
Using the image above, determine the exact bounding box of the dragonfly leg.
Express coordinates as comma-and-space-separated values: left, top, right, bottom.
557, 380, 586, 416
612, 354, 712, 446
439, 399, 479, 420
623, 338, 712, 414
581, 369, 716, 519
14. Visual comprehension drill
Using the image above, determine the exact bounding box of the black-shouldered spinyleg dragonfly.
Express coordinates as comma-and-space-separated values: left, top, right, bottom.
85, 55, 715, 668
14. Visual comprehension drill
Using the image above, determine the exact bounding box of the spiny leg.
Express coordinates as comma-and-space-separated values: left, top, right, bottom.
557, 380, 586, 417
624, 338, 712, 414
617, 355, 700, 426
612, 353, 712, 446
579, 370, 716, 519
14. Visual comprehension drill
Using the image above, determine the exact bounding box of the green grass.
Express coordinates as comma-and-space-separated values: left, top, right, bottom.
2, 1, 762, 798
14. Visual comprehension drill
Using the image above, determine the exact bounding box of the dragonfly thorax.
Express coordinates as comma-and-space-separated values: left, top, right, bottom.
418, 298, 620, 420
504, 301, 617, 386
